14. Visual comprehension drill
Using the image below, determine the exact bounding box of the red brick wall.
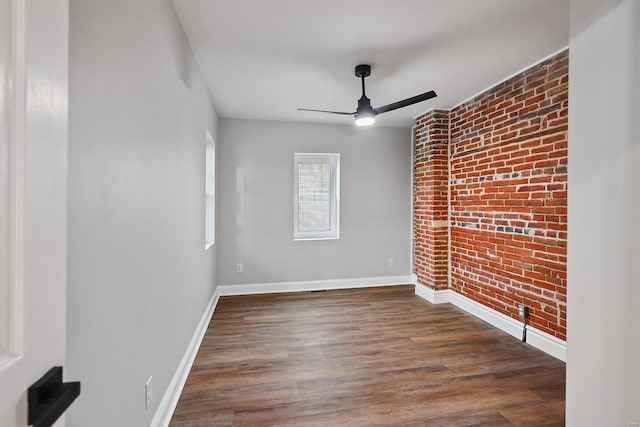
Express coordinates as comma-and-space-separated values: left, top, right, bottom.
414, 50, 568, 340
414, 110, 450, 290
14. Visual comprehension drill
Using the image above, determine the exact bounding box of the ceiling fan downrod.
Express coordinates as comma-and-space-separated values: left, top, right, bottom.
354, 64, 375, 125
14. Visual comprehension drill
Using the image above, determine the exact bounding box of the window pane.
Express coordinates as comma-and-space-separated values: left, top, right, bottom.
293, 153, 339, 241
298, 163, 331, 232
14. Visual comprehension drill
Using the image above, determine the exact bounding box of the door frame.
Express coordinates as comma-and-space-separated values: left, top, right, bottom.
0, 0, 70, 425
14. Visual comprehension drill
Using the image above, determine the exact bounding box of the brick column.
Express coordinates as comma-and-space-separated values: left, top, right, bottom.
413, 110, 449, 290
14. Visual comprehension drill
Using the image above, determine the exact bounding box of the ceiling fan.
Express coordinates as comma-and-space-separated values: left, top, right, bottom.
298, 64, 437, 126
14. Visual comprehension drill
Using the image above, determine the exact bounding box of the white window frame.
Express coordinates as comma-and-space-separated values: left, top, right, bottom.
205, 130, 215, 249
293, 153, 340, 241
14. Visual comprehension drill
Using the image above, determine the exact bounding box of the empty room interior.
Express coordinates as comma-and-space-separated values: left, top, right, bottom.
1, 0, 639, 426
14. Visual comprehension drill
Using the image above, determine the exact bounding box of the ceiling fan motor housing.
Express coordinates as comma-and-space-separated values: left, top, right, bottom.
357, 95, 375, 117
355, 64, 371, 78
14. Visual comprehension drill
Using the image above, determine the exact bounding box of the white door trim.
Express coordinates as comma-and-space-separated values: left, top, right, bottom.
1, 0, 27, 373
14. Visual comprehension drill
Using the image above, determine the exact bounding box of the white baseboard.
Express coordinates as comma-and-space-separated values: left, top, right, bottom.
150, 289, 220, 427
447, 291, 523, 339
413, 283, 450, 304
414, 285, 567, 362
218, 275, 415, 296
525, 325, 567, 362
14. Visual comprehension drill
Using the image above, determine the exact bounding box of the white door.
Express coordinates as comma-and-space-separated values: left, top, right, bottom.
0, 0, 70, 425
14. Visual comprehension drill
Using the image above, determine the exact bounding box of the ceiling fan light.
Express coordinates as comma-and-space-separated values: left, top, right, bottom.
355, 115, 375, 126
355, 116, 375, 126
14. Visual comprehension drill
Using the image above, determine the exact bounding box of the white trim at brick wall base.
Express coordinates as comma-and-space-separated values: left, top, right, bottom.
217, 275, 416, 296
413, 284, 567, 362
413, 282, 450, 304
151, 290, 221, 427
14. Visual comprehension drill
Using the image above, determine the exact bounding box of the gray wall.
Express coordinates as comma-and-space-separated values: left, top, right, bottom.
567, 0, 640, 425
218, 118, 412, 286
67, 0, 218, 425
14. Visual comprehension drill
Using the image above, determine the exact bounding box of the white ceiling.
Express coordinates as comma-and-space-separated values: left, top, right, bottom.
172, 0, 569, 128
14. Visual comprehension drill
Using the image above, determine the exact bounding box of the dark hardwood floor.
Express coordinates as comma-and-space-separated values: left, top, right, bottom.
170, 286, 565, 426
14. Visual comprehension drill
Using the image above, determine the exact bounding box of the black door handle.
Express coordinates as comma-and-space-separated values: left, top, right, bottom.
28, 366, 81, 427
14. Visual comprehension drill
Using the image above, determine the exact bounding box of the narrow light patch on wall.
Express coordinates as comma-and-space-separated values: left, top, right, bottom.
205, 130, 215, 249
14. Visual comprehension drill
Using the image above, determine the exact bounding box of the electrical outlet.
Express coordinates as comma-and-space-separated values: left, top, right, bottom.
518, 305, 529, 320
389, 258, 396, 267
145, 376, 152, 410
236, 263, 243, 273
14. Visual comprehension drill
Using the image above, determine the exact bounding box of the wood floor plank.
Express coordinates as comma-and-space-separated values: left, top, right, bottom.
170, 286, 565, 426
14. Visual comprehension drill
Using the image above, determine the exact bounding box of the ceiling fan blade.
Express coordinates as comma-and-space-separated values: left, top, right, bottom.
297, 108, 354, 116
373, 90, 437, 115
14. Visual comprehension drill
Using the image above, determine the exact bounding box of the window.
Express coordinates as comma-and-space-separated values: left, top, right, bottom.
293, 153, 340, 240
205, 131, 215, 249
